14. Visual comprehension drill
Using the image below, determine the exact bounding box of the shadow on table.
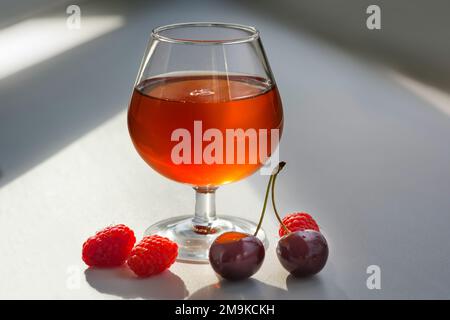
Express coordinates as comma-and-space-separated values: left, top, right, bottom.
234, 0, 450, 92
85, 266, 189, 299
188, 278, 288, 300
188, 275, 347, 300
285, 274, 348, 299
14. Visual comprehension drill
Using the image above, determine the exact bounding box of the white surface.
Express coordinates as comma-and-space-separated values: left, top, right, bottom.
1, 0, 450, 299
0, 15, 124, 80
0, 110, 287, 299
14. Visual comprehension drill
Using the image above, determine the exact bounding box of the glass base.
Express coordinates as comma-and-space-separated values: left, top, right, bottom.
144, 215, 268, 263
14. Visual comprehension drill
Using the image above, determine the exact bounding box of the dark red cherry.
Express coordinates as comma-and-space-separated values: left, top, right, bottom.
276, 230, 328, 277
209, 231, 265, 281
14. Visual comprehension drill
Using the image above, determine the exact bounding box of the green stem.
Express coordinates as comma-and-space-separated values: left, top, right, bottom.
271, 173, 289, 234
254, 162, 287, 237
254, 175, 273, 236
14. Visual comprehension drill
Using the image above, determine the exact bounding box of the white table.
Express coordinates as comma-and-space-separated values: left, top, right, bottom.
1, 0, 450, 299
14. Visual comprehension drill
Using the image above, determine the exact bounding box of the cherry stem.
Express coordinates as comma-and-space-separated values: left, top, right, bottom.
271, 171, 290, 234
254, 162, 287, 237
253, 175, 273, 237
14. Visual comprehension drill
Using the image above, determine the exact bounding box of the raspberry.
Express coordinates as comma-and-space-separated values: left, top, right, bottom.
82, 224, 136, 267
127, 235, 178, 277
279, 212, 320, 237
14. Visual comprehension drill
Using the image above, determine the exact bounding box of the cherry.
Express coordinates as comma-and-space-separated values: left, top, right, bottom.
208, 163, 286, 281
209, 231, 265, 281
208, 161, 329, 280
277, 230, 328, 277
269, 162, 329, 277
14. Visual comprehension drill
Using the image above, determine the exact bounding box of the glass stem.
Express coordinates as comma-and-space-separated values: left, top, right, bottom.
192, 187, 217, 227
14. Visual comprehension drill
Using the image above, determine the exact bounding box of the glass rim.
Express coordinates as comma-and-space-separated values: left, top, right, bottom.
151, 22, 260, 45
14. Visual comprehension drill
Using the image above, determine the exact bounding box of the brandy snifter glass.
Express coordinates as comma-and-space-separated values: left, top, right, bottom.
128, 22, 283, 262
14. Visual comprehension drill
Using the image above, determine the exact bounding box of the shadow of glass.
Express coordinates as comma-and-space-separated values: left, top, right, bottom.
84, 266, 189, 299
189, 278, 288, 300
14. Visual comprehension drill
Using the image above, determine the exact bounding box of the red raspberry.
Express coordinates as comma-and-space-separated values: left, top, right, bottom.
127, 235, 178, 277
279, 212, 320, 237
82, 224, 136, 267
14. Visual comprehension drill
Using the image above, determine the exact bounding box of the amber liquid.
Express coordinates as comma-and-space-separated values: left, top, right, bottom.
128, 74, 283, 186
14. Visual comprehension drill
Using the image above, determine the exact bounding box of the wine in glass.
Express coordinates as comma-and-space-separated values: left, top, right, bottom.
128, 23, 283, 262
